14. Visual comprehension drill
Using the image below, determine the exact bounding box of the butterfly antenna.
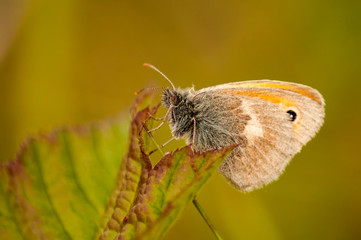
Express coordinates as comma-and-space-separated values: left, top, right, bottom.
134, 86, 165, 96
143, 63, 176, 90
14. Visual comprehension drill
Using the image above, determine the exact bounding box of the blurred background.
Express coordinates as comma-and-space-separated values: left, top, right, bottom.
1, 0, 361, 239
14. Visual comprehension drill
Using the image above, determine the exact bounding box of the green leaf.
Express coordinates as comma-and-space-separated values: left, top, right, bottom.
0, 91, 233, 240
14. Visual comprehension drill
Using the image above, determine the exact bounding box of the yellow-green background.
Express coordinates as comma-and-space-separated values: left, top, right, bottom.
1, 0, 360, 239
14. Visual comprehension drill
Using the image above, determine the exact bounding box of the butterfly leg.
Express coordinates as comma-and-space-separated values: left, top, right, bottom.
141, 122, 165, 155
148, 137, 176, 156
162, 137, 176, 148
141, 111, 176, 156
148, 114, 166, 121
149, 107, 172, 132
192, 117, 197, 147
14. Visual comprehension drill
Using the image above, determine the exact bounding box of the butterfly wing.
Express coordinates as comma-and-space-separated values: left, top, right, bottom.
193, 80, 325, 191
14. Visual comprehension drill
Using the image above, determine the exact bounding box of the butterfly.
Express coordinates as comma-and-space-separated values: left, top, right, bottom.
145, 64, 325, 192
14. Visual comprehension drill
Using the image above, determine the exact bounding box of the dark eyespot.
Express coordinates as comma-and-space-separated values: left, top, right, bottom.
287, 110, 297, 121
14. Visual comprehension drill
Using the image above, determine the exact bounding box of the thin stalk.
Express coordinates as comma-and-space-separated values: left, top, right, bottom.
192, 197, 223, 240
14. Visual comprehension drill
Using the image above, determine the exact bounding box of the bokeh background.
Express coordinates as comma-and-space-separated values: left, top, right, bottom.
1, 0, 361, 239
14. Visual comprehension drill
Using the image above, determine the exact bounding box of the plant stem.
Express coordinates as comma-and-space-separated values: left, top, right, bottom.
192, 197, 223, 240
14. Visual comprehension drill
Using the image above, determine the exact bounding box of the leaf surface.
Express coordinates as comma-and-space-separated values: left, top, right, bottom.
0, 92, 233, 240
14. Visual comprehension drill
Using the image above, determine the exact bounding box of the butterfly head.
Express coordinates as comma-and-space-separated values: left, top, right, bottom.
161, 87, 196, 138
